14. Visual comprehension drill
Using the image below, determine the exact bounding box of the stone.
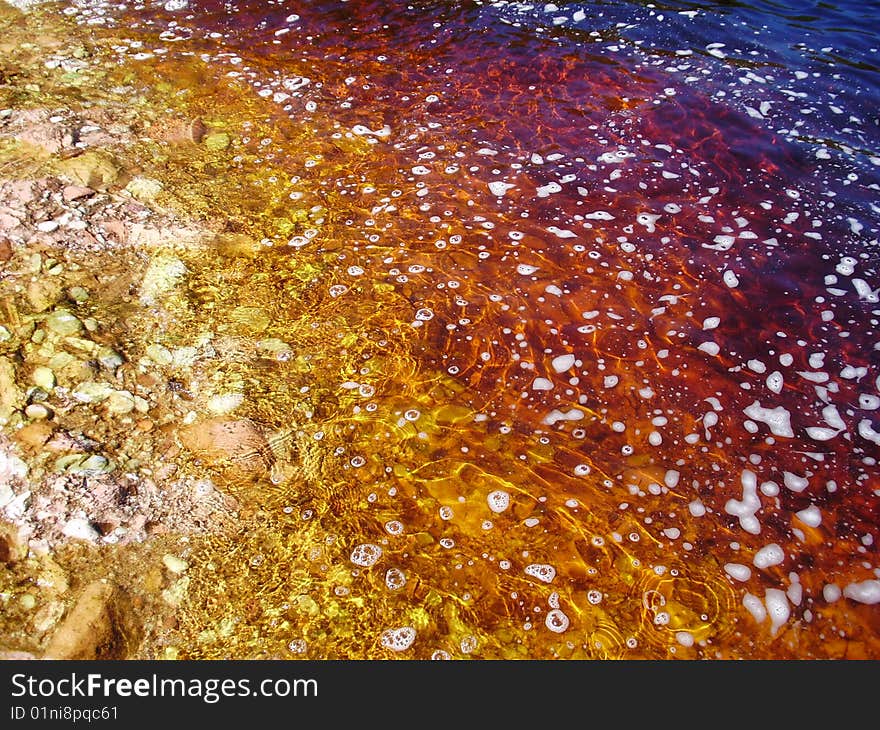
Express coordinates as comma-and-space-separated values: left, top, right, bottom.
0, 521, 28, 564
68, 286, 89, 302
72, 381, 114, 403
162, 554, 189, 574
45, 308, 83, 336
203, 131, 230, 150
62, 185, 94, 202
229, 305, 271, 333
42, 580, 136, 659
214, 232, 261, 258
55, 150, 123, 191
125, 176, 163, 202
31, 600, 66, 634
179, 417, 266, 473
145, 344, 173, 366
32, 365, 56, 390
139, 254, 187, 305
23, 403, 51, 420
0, 356, 22, 423
105, 390, 135, 415
14, 420, 55, 449
0, 650, 36, 660
61, 517, 100, 541
26, 278, 64, 312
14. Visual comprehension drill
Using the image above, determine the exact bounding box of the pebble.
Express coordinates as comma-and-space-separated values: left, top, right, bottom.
72, 381, 113, 403
45, 309, 83, 336
61, 517, 100, 542
24, 403, 51, 420
32, 366, 56, 390
145, 344, 173, 366
162, 554, 189, 574
105, 390, 135, 415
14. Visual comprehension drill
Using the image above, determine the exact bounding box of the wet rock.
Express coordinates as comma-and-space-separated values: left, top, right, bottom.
203, 132, 230, 150
26, 277, 64, 312
0, 650, 37, 660
0, 356, 23, 423
125, 176, 163, 202
62, 185, 94, 202
229, 306, 271, 333
139, 253, 187, 305
105, 390, 135, 415
23, 403, 51, 420
45, 308, 83, 336
68, 285, 90, 302
71, 380, 113, 403
162, 553, 189, 574
32, 365, 56, 391
0, 521, 28, 564
55, 151, 123, 191
31, 600, 66, 635
145, 344, 173, 366
14, 419, 55, 450
179, 417, 267, 471
214, 231, 261, 258
42, 580, 136, 659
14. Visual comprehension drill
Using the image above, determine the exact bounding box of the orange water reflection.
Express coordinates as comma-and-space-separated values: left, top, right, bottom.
52, 0, 880, 659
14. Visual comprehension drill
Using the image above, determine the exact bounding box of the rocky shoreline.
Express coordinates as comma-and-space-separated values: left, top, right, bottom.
0, 2, 304, 659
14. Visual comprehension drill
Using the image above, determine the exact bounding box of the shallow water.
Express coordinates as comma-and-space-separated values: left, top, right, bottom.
3, 0, 880, 658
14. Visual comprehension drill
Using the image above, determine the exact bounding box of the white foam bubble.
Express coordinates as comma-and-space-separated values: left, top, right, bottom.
743, 592, 767, 623
488, 181, 515, 197
743, 401, 794, 438
545, 608, 570, 633
487, 489, 511, 513
857, 419, 880, 445
724, 563, 752, 581
764, 588, 790, 635
843, 579, 880, 604
753, 543, 785, 569
823, 584, 841, 602
783, 471, 809, 493
524, 563, 556, 583
350, 543, 383, 567
795, 505, 822, 527
725, 469, 762, 535
543, 408, 585, 426
380, 626, 417, 651
766, 371, 784, 394
675, 631, 695, 647
551, 354, 576, 373
688, 499, 706, 517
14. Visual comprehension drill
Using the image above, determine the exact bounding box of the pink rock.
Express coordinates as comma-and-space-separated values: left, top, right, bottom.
0, 212, 20, 230
62, 185, 94, 202
8, 180, 35, 206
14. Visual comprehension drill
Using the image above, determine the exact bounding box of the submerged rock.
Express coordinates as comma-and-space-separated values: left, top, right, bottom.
55, 151, 123, 191
42, 580, 137, 659
0, 521, 28, 564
